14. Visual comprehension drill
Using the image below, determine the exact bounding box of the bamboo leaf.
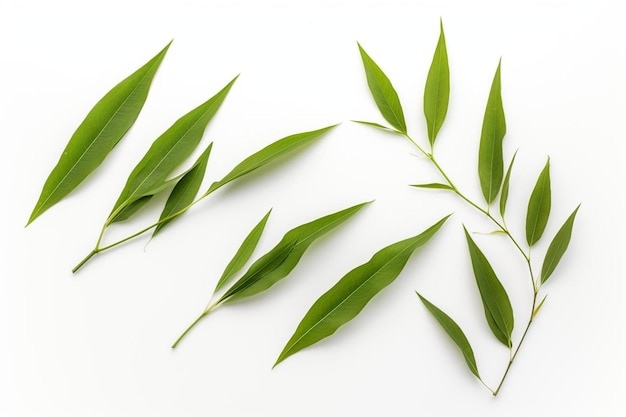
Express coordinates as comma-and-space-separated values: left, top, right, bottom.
352, 120, 402, 135
28, 42, 171, 225
152, 143, 213, 236
274, 215, 450, 367
540, 205, 580, 284
411, 183, 453, 190
499, 150, 518, 219
110, 76, 237, 220
464, 227, 514, 347
423, 20, 450, 147
214, 209, 272, 292
357, 44, 407, 134
206, 125, 337, 196
478, 61, 506, 204
526, 158, 551, 246
532, 295, 548, 319
217, 202, 371, 304
417, 292, 480, 378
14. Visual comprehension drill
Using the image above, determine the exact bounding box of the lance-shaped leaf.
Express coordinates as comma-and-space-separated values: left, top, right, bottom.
274, 215, 450, 367
478, 61, 506, 204
214, 209, 272, 292
541, 205, 580, 284
205, 125, 337, 195
464, 227, 514, 347
352, 120, 403, 135
152, 143, 213, 236
358, 44, 407, 134
28, 42, 171, 225
423, 20, 450, 147
526, 158, 551, 246
499, 150, 518, 219
109, 76, 237, 222
217, 202, 371, 305
411, 183, 454, 190
417, 292, 480, 378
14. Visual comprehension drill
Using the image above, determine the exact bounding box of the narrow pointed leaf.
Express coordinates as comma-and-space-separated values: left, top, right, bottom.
411, 183, 453, 190
478, 61, 506, 204
218, 202, 371, 304
541, 205, 580, 284
499, 150, 518, 219
532, 295, 548, 319
417, 293, 480, 378
526, 158, 551, 246
152, 143, 213, 236
214, 209, 272, 292
358, 44, 407, 134
206, 125, 337, 196
424, 20, 450, 147
464, 227, 514, 347
352, 120, 402, 135
274, 215, 450, 367
28, 42, 171, 225
110, 76, 237, 219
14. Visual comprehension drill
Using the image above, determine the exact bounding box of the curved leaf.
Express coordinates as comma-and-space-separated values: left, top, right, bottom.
526, 158, 551, 246
274, 215, 450, 366
499, 150, 518, 219
541, 205, 580, 284
424, 20, 450, 147
417, 293, 480, 378
358, 44, 407, 134
411, 183, 453, 190
464, 227, 514, 347
28, 42, 171, 225
352, 120, 402, 135
478, 61, 506, 204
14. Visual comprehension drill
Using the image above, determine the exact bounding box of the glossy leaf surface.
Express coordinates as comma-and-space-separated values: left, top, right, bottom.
424, 20, 450, 147
274, 215, 450, 366
526, 159, 551, 246
28, 42, 171, 224
541, 205, 580, 284
499, 150, 517, 219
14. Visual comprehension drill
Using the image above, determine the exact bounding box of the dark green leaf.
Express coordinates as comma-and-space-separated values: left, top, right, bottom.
423, 20, 450, 147
274, 215, 450, 366
464, 227, 514, 347
206, 125, 337, 196
540, 205, 580, 284
217, 202, 371, 304
526, 158, 551, 246
28, 42, 171, 225
478, 61, 506, 204
214, 209, 272, 292
499, 150, 518, 219
352, 120, 402, 135
417, 292, 480, 378
357, 44, 407, 134
411, 183, 453, 190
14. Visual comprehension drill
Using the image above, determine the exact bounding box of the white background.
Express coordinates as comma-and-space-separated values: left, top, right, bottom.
1, 0, 624, 416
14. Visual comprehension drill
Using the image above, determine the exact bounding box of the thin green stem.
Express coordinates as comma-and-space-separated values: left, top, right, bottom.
72, 249, 98, 273
171, 301, 220, 349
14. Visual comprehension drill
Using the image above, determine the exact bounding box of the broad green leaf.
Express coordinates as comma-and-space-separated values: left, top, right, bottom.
417, 292, 480, 378
352, 120, 402, 135
28, 42, 171, 225
205, 125, 337, 195
499, 150, 518, 219
358, 44, 407, 134
464, 227, 514, 347
274, 215, 450, 367
411, 183, 453, 190
214, 209, 272, 292
423, 20, 450, 147
152, 143, 213, 236
540, 205, 580, 284
526, 158, 551, 246
217, 202, 371, 304
478, 61, 506, 204
110, 76, 237, 220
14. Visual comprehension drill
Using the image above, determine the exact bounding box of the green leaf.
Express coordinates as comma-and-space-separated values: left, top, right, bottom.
499, 150, 518, 219
417, 292, 480, 378
411, 183, 453, 190
357, 44, 407, 134
478, 61, 506, 204
152, 143, 213, 236
274, 215, 450, 367
206, 125, 337, 196
464, 227, 514, 347
352, 120, 402, 135
27, 42, 171, 225
109, 76, 237, 221
217, 202, 371, 305
540, 205, 580, 284
423, 20, 450, 147
526, 158, 551, 246
214, 209, 272, 292
532, 295, 548, 320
